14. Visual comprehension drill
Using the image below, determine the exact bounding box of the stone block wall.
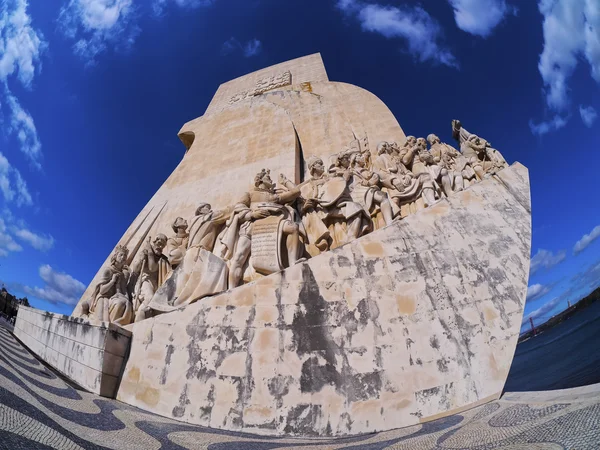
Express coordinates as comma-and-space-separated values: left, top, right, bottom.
116, 163, 531, 437
14, 306, 131, 397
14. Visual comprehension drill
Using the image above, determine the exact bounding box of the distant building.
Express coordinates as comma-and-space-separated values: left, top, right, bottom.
0, 286, 29, 321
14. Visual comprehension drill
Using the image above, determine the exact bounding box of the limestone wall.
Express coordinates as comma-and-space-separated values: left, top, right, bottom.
14, 306, 131, 397
116, 163, 531, 437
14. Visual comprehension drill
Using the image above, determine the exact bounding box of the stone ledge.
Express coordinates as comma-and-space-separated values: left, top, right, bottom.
14, 306, 131, 398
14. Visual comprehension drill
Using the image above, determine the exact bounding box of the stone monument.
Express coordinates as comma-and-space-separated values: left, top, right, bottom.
14, 54, 530, 437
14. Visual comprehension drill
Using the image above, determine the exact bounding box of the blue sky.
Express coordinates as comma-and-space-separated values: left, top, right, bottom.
0, 0, 598, 328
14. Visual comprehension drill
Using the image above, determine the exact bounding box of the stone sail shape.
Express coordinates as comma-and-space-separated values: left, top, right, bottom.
71, 53, 407, 315
116, 163, 531, 436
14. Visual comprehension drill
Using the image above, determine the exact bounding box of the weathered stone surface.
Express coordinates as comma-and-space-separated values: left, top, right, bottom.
13, 306, 131, 398
116, 163, 531, 436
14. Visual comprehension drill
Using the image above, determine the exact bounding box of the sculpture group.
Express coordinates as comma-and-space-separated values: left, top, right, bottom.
77, 120, 507, 326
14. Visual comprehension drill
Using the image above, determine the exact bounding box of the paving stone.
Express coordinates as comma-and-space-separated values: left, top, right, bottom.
1, 322, 600, 449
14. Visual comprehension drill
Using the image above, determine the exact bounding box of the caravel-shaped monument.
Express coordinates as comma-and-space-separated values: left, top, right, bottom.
14, 54, 531, 437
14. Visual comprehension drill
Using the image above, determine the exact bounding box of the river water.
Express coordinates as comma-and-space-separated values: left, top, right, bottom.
505, 299, 600, 392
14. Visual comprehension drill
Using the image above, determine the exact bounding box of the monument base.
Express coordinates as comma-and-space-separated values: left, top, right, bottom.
13, 306, 131, 398
114, 163, 530, 437
14, 164, 530, 436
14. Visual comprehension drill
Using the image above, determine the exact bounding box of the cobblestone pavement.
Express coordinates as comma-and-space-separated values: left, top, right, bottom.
1, 323, 599, 449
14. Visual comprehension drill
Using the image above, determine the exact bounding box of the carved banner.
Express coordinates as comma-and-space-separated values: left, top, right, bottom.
251, 215, 283, 275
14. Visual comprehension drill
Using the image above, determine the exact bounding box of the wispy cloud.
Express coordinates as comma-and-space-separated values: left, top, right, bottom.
243, 38, 262, 58
152, 0, 215, 17
4, 88, 42, 169
522, 295, 564, 326
448, 0, 517, 37
573, 225, 600, 255
0, 210, 54, 254
0, 0, 45, 169
335, 0, 458, 68
20, 264, 85, 306
570, 260, 600, 292
0, 0, 46, 88
531, 0, 600, 135
13, 227, 54, 251
579, 105, 597, 127
222, 37, 263, 58
529, 114, 568, 137
0, 218, 22, 257
530, 248, 566, 275
0, 152, 32, 206
526, 283, 551, 302
58, 0, 140, 65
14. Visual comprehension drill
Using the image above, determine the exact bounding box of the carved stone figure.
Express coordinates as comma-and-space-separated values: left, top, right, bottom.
452, 120, 507, 179
398, 136, 438, 206
147, 203, 230, 314
131, 234, 169, 322
221, 169, 303, 288
296, 156, 370, 253
165, 217, 189, 268
80, 245, 133, 326
461, 135, 497, 180
190, 203, 230, 253
481, 138, 508, 169
349, 152, 395, 226
373, 142, 419, 195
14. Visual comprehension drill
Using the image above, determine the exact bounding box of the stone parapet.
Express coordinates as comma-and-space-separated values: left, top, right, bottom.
13, 306, 131, 397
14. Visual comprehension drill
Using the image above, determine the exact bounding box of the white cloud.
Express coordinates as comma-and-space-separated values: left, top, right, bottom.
4, 89, 42, 169
522, 295, 564, 325
532, 0, 600, 134
152, 0, 214, 17
0, 217, 22, 257
530, 248, 566, 274
573, 224, 600, 255
0, 0, 46, 88
336, 0, 458, 68
22, 264, 85, 306
58, 0, 140, 65
579, 105, 597, 127
529, 114, 568, 136
448, 0, 516, 37
222, 37, 263, 58
13, 227, 54, 251
0, 151, 32, 206
526, 283, 550, 302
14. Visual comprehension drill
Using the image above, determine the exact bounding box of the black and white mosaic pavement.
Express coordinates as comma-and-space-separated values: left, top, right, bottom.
1, 322, 599, 449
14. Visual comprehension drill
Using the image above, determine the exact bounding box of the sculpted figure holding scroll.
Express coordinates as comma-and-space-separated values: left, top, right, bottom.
80, 245, 133, 326
222, 169, 303, 288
